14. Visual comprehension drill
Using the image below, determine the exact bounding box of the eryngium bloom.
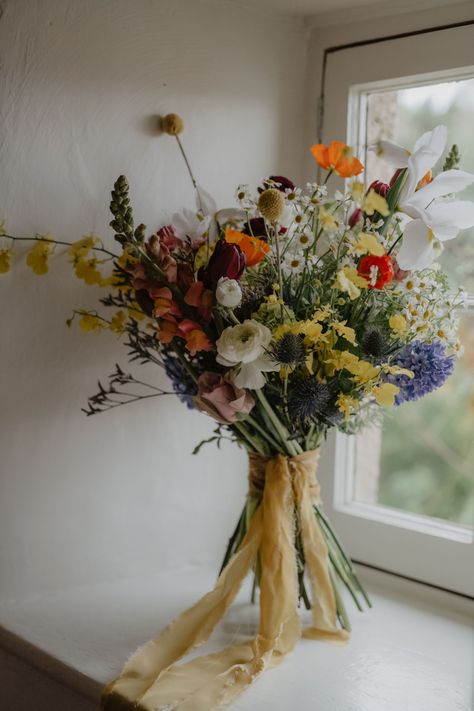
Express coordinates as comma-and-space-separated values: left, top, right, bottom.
288, 377, 332, 422
271, 333, 306, 366
361, 327, 388, 360
386, 340, 454, 405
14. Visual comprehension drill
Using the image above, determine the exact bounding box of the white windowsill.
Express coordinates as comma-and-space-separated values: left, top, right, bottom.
0, 565, 472, 711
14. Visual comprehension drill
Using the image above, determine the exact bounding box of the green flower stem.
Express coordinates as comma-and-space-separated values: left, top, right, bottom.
315, 505, 371, 608
245, 414, 285, 453
298, 571, 312, 610
219, 506, 246, 575
233, 421, 267, 456
329, 564, 351, 633
175, 135, 204, 214
327, 545, 363, 612
255, 389, 301, 457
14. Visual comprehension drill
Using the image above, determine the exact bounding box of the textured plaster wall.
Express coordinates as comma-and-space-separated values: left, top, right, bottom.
0, 0, 310, 599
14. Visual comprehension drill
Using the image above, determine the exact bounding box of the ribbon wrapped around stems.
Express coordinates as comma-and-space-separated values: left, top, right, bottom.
101, 450, 349, 711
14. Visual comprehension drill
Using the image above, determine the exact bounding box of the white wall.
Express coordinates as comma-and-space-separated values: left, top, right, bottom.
0, 0, 310, 600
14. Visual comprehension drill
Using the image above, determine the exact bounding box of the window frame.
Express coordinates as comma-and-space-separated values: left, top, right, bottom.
318, 24, 474, 597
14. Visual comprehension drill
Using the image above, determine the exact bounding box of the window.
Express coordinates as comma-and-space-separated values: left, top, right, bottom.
318, 23, 474, 596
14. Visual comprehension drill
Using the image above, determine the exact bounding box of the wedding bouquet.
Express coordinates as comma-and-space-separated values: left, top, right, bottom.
2, 117, 472, 711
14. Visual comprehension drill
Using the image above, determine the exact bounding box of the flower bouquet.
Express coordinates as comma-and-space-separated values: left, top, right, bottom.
2, 116, 473, 711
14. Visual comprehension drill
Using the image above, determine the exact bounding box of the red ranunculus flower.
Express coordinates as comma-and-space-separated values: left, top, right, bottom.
358, 254, 394, 289
199, 239, 246, 289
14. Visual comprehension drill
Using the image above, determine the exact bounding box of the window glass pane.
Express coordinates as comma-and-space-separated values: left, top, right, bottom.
354, 312, 474, 529
364, 77, 474, 291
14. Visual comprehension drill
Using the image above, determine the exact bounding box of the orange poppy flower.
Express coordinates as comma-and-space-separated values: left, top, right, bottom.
310, 141, 363, 178
225, 228, 270, 267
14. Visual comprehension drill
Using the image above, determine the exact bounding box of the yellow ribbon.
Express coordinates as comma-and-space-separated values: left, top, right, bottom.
101, 450, 348, 711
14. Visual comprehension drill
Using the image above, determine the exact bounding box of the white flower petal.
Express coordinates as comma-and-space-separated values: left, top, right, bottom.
397, 219, 434, 270
401, 125, 447, 201
233, 355, 279, 390
371, 140, 410, 167
403, 170, 474, 208
425, 200, 474, 241
215, 208, 246, 226
413, 124, 447, 156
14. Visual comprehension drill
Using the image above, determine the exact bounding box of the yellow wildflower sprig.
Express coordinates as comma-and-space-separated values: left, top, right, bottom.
66, 309, 128, 334
0, 233, 119, 276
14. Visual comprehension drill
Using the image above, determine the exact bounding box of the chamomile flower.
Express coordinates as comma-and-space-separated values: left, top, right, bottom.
235, 184, 254, 210
285, 186, 302, 203
282, 252, 305, 275
294, 227, 315, 250
292, 212, 309, 230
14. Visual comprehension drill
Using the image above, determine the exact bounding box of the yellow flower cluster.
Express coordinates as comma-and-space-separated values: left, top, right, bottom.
26, 236, 55, 275
272, 308, 414, 418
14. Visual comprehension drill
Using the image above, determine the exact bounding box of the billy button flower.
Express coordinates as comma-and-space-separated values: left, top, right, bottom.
358, 253, 394, 289
310, 141, 363, 178
198, 237, 246, 290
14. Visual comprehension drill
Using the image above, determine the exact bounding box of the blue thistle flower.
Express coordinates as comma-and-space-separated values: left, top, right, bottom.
164, 353, 197, 409
288, 376, 332, 423
386, 340, 454, 406
270, 333, 306, 367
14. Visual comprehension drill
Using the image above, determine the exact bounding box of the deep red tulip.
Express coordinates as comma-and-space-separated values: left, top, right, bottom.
199, 239, 246, 289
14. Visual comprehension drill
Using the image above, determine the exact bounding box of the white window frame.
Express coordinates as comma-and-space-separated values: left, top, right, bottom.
318, 23, 474, 597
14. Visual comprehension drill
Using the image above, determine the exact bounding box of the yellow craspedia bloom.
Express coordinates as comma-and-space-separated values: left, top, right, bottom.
26, 239, 54, 275
0, 249, 12, 273
161, 113, 184, 135
257, 188, 285, 222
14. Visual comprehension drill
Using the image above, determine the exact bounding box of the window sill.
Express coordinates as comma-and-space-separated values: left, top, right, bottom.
0, 566, 472, 711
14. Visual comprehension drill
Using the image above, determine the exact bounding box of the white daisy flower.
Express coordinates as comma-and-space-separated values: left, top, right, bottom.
285, 186, 302, 202
295, 227, 314, 250
282, 252, 305, 275
235, 184, 254, 209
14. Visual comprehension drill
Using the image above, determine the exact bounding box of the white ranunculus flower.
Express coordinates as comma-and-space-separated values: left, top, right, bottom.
216, 320, 271, 365
216, 320, 278, 390
215, 277, 242, 309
